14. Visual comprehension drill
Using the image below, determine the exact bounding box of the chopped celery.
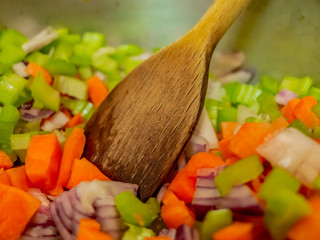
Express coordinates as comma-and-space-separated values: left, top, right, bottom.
115, 191, 160, 227
289, 119, 312, 137
0, 45, 26, 65
0, 121, 15, 144
0, 104, 20, 124
264, 189, 311, 240
307, 87, 320, 101
80, 102, 95, 121
257, 91, 281, 121
258, 167, 301, 201
105, 71, 123, 90
205, 99, 225, 130
279, 76, 312, 97
61, 97, 95, 121
200, 209, 233, 240
44, 59, 77, 76
245, 116, 265, 123
52, 41, 74, 61
78, 66, 93, 80
25, 51, 50, 66
231, 84, 262, 106
260, 75, 278, 94
0, 63, 10, 76
13, 87, 32, 108
82, 32, 105, 49
92, 48, 118, 73
217, 107, 237, 131
124, 58, 143, 75
31, 72, 60, 111
311, 103, 320, 118
0, 72, 28, 105
117, 44, 144, 56
0, 29, 28, 48
54, 75, 87, 100
215, 154, 263, 196
224, 81, 241, 102
122, 224, 155, 240
10, 133, 33, 150
14, 120, 41, 134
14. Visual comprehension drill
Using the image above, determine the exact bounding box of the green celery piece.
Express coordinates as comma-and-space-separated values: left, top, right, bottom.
0, 29, 28, 48
61, 97, 95, 121
122, 224, 155, 240
313, 126, 320, 139
25, 51, 50, 66
311, 103, 320, 118
0, 72, 28, 105
80, 102, 95, 121
289, 119, 312, 137
201, 209, 233, 240
224, 81, 241, 102
0, 45, 26, 65
15, 150, 27, 163
31, 71, 60, 111
124, 58, 143, 75
71, 44, 96, 66
245, 116, 265, 123
0, 104, 20, 124
279, 76, 312, 97
215, 154, 263, 196
10, 133, 32, 150
264, 189, 311, 240
115, 191, 160, 227
65, 124, 85, 138
41, 33, 81, 54
260, 75, 278, 94
78, 66, 93, 80
52, 41, 74, 61
92, 48, 118, 73
14, 120, 41, 134
312, 175, 320, 190
117, 44, 144, 56
217, 107, 237, 131
82, 32, 105, 49
13, 87, 33, 108
0, 63, 11, 76
307, 87, 320, 101
44, 59, 77, 76
231, 84, 262, 106
258, 167, 301, 201
257, 91, 281, 121
0, 121, 15, 144
54, 75, 88, 100
105, 71, 123, 91
56, 28, 69, 38
61, 96, 77, 110
33, 100, 44, 109
205, 99, 225, 130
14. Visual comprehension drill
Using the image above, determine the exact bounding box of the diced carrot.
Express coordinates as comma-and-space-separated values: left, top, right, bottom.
66, 158, 110, 189
0, 183, 41, 240
221, 122, 239, 140
281, 98, 301, 124
87, 75, 109, 107
25, 62, 52, 84
225, 156, 240, 165
162, 190, 181, 205
145, 237, 172, 240
229, 122, 274, 158
0, 168, 11, 185
314, 139, 320, 144
55, 128, 86, 189
161, 200, 195, 229
287, 195, 320, 240
213, 222, 253, 240
168, 152, 224, 203
250, 176, 263, 193
65, 113, 83, 128
293, 96, 320, 128
0, 150, 13, 170
25, 133, 62, 192
6, 166, 31, 191
77, 218, 114, 240
219, 139, 236, 159
271, 116, 289, 131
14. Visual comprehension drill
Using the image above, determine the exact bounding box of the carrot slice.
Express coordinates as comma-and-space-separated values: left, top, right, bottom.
281, 98, 301, 124
77, 218, 114, 240
162, 190, 181, 205
229, 122, 274, 158
55, 128, 86, 189
221, 122, 239, 140
0, 183, 41, 240
214, 222, 253, 240
87, 75, 109, 107
0, 168, 11, 185
65, 113, 83, 128
219, 139, 236, 159
25, 62, 52, 84
66, 158, 110, 189
225, 156, 240, 165
293, 96, 320, 128
168, 152, 224, 203
271, 115, 289, 131
6, 166, 30, 191
0, 150, 13, 170
25, 133, 62, 192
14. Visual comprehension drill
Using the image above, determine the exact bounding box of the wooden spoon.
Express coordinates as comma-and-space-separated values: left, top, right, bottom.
84, 0, 251, 200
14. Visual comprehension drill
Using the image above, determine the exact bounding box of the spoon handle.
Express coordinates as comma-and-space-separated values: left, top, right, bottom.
185, 0, 252, 57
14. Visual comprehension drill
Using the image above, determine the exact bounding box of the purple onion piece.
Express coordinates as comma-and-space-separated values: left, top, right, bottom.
159, 228, 177, 240
19, 107, 54, 123
156, 183, 170, 203
176, 225, 199, 240
275, 89, 298, 106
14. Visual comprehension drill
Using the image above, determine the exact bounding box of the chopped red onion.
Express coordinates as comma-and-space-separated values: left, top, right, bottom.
275, 89, 298, 106
156, 183, 170, 202
177, 152, 187, 172
41, 111, 70, 131
159, 228, 177, 240
176, 224, 199, 240
19, 107, 54, 123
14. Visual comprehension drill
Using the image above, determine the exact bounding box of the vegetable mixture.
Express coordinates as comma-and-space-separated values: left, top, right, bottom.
1, 27, 320, 240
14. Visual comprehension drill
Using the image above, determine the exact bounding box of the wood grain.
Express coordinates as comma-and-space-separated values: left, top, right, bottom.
84, 0, 251, 200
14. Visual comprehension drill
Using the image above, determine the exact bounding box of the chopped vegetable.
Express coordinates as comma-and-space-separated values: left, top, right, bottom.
87, 75, 109, 107
77, 218, 114, 240
25, 62, 52, 84
213, 222, 253, 240
0, 150, 13, 170
5, 166, 30, 191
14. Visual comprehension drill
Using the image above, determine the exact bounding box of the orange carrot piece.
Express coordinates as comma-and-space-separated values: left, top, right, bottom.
225, 156, 240, 165
229, 122, 274, 158
25, 62, 52, 84
25, 133, 62, 192
168, 152, 224, 203
0, 183, 41, 240
287, 196, 320, 240
0, 168, 11, 185
221, 122, 239, 140
55, 128, 86, 188
0, 150, 13, 170
77, 218, 114, 240
271, 116, 289, 131
66, 158, 110, 189
219, 139, 236, 159
145, 237, 172, 240
293, 96, 320, 128
214, 222, 253, 240
6, 166, 31, 191
281, 98, 301, 124
65, 113, 84, 128
161, 200, 195, 229
162, 190, 181, 205
87, 75, 109, 107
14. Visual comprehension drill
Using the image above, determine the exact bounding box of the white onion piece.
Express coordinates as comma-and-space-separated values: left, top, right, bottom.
256, 127, 320, 185
217, 70, 253, 85
22, 26, 58, 53
28, 188, 50, 206
159, 228, 177, 240
206, 81, 226, 101
185, 135, 209, 159
212, 51, 246, 78
237, 105, 257, 124
275, 89, 298, 106
41, 111, 70, 131
13, 62, 29, 78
